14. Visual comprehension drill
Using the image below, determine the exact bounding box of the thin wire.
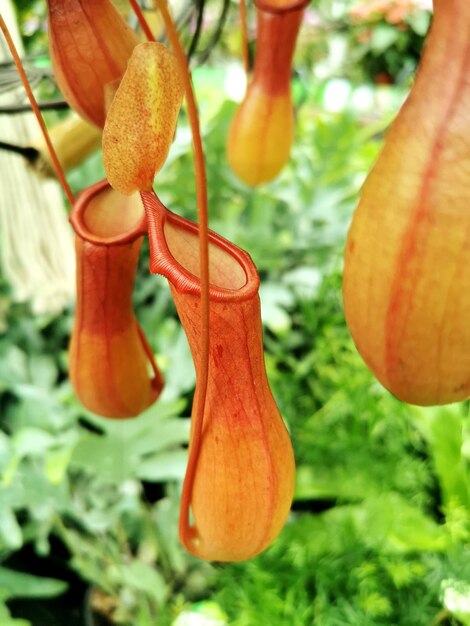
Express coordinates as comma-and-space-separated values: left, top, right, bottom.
131, 0, 205, 60
0, 15, 74, 205
0, 139, 39, 161
187, 0, 205, 58
0, 61, 42, 94
0, 100, 69, 114
196, 0, 230, 63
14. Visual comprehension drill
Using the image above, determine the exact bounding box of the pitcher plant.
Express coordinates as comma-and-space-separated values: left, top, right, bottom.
0, 0, 295, 562
227, 0, 308, 186
343, 0, 470, 406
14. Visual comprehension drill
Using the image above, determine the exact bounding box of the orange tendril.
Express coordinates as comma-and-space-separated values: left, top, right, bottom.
240, 0, 250, 74
136, 321, 164, 397
129, 0, 155, 41
0, 15, 74, 205
150, 0, 210, 549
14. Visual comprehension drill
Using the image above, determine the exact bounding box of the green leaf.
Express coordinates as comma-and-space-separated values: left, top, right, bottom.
0, 567, 67, 599
407, 11, 431, 37
259, 283, 294, 335
0, 509, 22, 550
351, 493, 448, 553
45, 445, 75, 484
370, 25, 399, 54
0, 345, 28, 389
28, 355, 58, 389
0, 596, 31, 626
295, 463, 381, 501
71, 434, 135, 482
137, 450, 188, 482
13, 428, 55, 458
71, 412, 189, 483
124, 418, 190, 458
0, 432, 12, 474
283, 267, 322, 300
414, 406, 470, 510
115, 561, 168, 605
80, 399, 185, 438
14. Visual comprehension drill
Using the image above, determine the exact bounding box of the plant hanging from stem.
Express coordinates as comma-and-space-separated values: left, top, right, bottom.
343, 0, 470, 406
104, 0, 295, 562
1, 0, 296, 562
227, 0, 308, 186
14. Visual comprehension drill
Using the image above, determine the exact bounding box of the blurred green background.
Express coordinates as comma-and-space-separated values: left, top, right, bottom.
1, 1, 469, 625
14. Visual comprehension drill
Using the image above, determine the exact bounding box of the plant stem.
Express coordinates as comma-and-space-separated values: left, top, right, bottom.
129, 0, 155, 41
150, 0, 210, 551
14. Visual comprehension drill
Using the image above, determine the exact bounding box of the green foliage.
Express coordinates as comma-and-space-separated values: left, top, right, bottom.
213, 264, 469, 625
0, 289, 205, 623
0, 563, 67, 626
4, 78, 470, 623
2, 4, 470, 625
0, 567, 67, 599
310, 0, 431, 84
168, 80, 468, 626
